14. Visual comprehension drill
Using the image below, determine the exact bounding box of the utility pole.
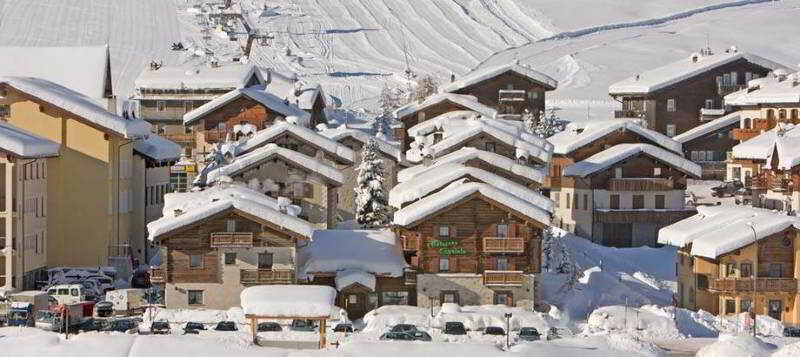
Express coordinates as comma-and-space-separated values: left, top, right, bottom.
505, 313, 512, 350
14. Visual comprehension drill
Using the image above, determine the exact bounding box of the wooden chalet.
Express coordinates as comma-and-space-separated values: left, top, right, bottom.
672, 113, 741, 180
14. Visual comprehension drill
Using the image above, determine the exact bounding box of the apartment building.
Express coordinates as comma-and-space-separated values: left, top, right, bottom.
725, 69, 800, 143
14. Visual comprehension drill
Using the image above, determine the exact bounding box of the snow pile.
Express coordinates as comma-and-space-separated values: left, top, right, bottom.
144, 307, 246, 324
433, 304, 559, 332
0, 121, 60, 158
240, 285, 336, 317
696, 333, 776, 357
299, 229, 408, 279
604, 333, 668, 357
361, 306, 433, 332
586, 305, 683, 340
564, 143, 702, 178
511, 335, 665, 357
773, 341, 800, 357
265, 69, 325, 110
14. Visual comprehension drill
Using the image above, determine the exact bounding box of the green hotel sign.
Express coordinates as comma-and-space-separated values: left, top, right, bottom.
427, 240, 468, 255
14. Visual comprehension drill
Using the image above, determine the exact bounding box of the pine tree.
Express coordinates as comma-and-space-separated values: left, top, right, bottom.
414, 75, 438, 102
355, 139, 389, 228
533, 108, 564, 139
522, 109, 536, 134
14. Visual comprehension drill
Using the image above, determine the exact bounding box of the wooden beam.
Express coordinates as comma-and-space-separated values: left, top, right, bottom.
251, 317, 258, 345
319, 318, 327, 349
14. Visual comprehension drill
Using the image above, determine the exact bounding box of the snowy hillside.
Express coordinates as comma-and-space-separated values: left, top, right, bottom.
1, 0, 797, 118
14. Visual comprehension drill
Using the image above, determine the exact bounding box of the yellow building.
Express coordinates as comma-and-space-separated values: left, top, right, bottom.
0, 77, 151, 277
660, 205, 800, 325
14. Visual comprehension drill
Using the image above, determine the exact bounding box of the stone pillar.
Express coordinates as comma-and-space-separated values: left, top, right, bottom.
4, 161, 14, 290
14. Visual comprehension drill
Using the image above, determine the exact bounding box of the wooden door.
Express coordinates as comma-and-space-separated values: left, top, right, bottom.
342, 292, 367, 320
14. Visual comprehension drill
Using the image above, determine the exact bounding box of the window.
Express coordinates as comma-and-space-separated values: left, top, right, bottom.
666, 99, 676, 112
779, 109, 787, 120
565, 193, 571, 209
723, 73, 731, 86
381, 291, 409, 306
731, 72, 738, 85
725, 263, 736, 277
496, 257, 509, 271
654, 167, 662, 177
741, 299, 752, 313
71, 288, 80, 297
418, 112, 426, 121
632, 195, 644, 209
441, 291, 459, 304
217, 122, 226, 130
705, 99, 713, 109
725, 299, 736, 314
573, 193, 579, 209
485, 142, 496, 152
689, 288, 695, 304
0, 104, 9, 118
226, 219, 236, 233
189, 254, 203, 269
439, 257, 449, 272
184, 125, 193, 134
496, 224, 508, 237
224, 252, 237, 265
506, 84, 514, 90
583, 194, 588, 211
767, 109, 775, 119
156, 100, 166, 112
184, 101, 193, 113
614, 167, 623, 178
610, 195, 620, 209
792, 109, 799, 120
258, 252, 273, 270
438, 225, 450, 237
527, 91, 539, 100
655, 195, 665, 209
666, 124, 676, 137
769, 263, 782, 277
697, 274, 709, 289
741, 263, 752, 278
188, 290, 204, 305
494, 291, 513, 306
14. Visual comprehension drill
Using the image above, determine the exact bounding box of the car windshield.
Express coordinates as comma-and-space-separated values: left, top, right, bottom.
9, 311, 27, 320
153, 322, 168, 328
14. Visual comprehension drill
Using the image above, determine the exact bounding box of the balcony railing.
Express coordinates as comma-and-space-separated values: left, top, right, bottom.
203, 130, 229, 143
483, 270, 524, 286
732, 128, 762, 142
718, 84, 747, 96
483, 238, 525, 254
150, 267, 166, 283
770, 178, 792, 192
240, 269, 294, 285
498, 90, 526, 102
402, 235, 421, 251
162, 133, 195, 144
404, 269, 417, 285
708, 278, 797, 293
608, 178, 673, 191
745, 176, 766, 189
614, 110, 643, 118
210, 232, 254, 248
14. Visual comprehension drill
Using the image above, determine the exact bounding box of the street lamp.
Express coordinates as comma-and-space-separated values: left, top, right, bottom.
504, 313, 512, 350
746, 222, 757, 337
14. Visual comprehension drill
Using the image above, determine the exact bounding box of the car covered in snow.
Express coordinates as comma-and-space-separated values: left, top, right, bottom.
443, 321, 467, 335
290, 319, 316, 332
518, 327, 540, 341
333, 323, 353, 333
214, 321, 237, 331
483, 326, 505, 336
257, 322, 282, 332
390, 324, 418, 333
150, 321, 171, 334
711, 180, 743, 198
380, 331, 415, 341
183, 322, 206, 334
101, 318, 139, 334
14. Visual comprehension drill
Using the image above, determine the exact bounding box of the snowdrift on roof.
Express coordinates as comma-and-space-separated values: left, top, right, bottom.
398, 147, 545, 184
237, 122, 354, 163
299, 229, 407, 279
183, 86, 310, 124
393, 93, 497, 119
442, 63, 558, 93
134, 135, 181, 161
564, 143, 701, 178
240, 285, 336, 317
548, 119, 681, 155
0, 121, 60, 158
205, 143, 344, 185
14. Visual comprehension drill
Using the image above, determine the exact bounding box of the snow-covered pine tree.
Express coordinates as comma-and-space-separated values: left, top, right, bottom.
414, 75, 439, 102
522, 109, 536, 134
355, 139, 390, 228
533, 108, 565, 138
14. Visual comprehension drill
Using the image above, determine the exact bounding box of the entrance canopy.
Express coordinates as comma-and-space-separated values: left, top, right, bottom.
241, 285, 336, 318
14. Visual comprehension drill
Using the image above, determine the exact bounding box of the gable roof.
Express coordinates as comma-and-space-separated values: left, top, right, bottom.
298, 229, 408, 280
133, 135, 181, 162
389, 163, 552, 212
0, 45, 111, 99
134, 63, 263, 91
148, 185, 313, 241
765, 130, 800, 170
658, 205, 800, 259
672, 112, 741, 144
563, 143, 702, 178
392, 93, 497, 119
393, 182, 551, 228
609, 50, 789, 95
725, 71, 800, 106
0, 76, 151, 139
319, 126, 403, 162
398, 147, 545, 185
183, 86, 310, 125
0, 121, 60, 158
731, 124, 800, 161
265, 69, 326, 110
238, 122, 354, 164
548, 119, 682, 155
442, 63, 558, 93
206, 144, 344, 186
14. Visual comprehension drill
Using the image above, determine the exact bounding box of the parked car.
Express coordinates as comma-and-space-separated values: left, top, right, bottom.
95, 301, 114, 317
443, 321, 467, 335
518, 327, 540, 341
483, 326, 505, 336
784, 326, 800, 337
408, 330, 432, 342
79, 318, 107, 332
183, 322, 205, 335
102, 319, 139, 334
214, 321, 237, 331
257, 322, 282, 332
150, 321, 171, 335
290, 319, 316, 332
333, 323, 354, 333
711, 180, 743, 198
735, 188, 754, 205
390, 324, 418, 333
379, 331, 416, 341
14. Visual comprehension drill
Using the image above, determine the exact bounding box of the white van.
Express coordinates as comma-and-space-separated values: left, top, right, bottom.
46, 284, 89, 305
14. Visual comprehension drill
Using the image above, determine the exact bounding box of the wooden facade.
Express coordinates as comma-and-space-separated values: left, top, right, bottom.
448, 71, 549, 119
194, 96, 274, 146
681, 121, 738, 180
304, 275, 415, 320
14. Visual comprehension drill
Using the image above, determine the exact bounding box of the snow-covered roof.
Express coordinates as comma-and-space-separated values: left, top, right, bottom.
393, 182, 551, 227
609, 50, 788, 95
672, 112, 741, 144
298, 229, 408, 280
398, 147, 546, 185
265, 69, 326, 110
0, 45, 110, 99
724, 71, 800, 106
241, 285, 336, 317
148, 184, 313, 241
335, 269, 377, 291
442, 63, 558, 93
548, 119, 681, 155
406, 113, 552, 164
134, 62, 262, 91
133, 135, 181, 162
319, 125, 403, 162
564, 143, 702, 178
393, 93, 497, 119
0, 121, 60, 158
731, 125, 800, 160
389, 163, 553, 212
658, 205, 800, 259
206, 144, 344, 186
0, 77, 151, 139
238, 122, 354, 164
765, 129, 800, 170
183, 86, 310, 125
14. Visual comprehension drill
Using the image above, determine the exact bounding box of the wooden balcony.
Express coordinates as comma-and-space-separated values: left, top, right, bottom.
203, 130, 229, 143
733, 128, 763, 142
150, 267, 166, 283
240, 269, 294, 285
498, 90, 526, 102
402, 235, 421, 251
745, 176, 766, 189
483, 270, 524, 286
718, 84, 747, 96
608, 178, 673, 191
708, 278, 798, 293
404, 269, 417, 285
614, 110, 643, 118
210, 232, 254, 248
483, 237, 525, 254
769, 178, 792, 192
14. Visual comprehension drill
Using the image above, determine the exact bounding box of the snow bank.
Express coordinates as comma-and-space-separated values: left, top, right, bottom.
240, 285, 336, 317
773, 341, 800, 357
696, 333, 776, 357
299, 229, 408, 279
512, 335, 665, 357
433, 304, 557, 332
361, 306, 433, 332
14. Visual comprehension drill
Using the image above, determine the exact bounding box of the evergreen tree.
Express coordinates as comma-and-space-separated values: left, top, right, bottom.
414, 75, 439, 102
355, 139, 389, 227
533, 108, 564, 139
522, 109, 536, 134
